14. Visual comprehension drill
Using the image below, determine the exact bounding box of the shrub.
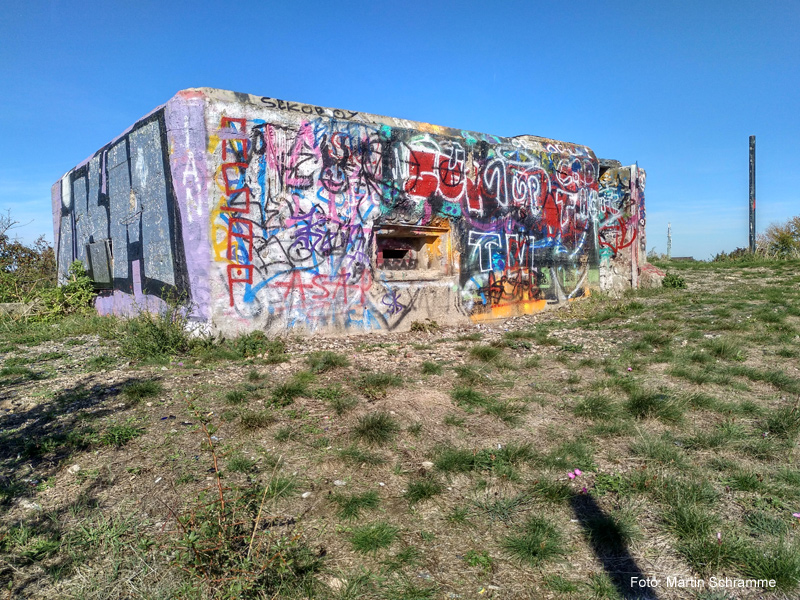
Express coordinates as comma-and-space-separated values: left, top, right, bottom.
119, 295, 192, 359
758, 216, 800, 259
662, 272, 687, 289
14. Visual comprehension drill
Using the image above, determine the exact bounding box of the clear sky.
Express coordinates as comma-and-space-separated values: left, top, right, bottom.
1, 0, 797, 260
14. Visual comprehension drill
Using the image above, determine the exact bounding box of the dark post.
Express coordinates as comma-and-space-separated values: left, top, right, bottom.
749, 136, 756, 253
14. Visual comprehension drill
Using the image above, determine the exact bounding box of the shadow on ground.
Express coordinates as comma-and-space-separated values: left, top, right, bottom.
570, 493, 659, 600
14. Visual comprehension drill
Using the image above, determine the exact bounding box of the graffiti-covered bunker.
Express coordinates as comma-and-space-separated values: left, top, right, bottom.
52, 88, 661, 335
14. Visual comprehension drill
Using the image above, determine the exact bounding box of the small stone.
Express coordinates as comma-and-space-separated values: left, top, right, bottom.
301, 492, 312, 499
326, 577, 346, 591
421, 461, 434, 471
20, 500, 41, 511
146, 402, 153, 407
379, 482, 385, 487
161, 366, 168, 371
67, 464, 81, 474
333, 480, 346, 487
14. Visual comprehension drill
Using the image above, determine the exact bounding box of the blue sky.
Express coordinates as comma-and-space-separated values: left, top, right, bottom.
1, 0, 797, 259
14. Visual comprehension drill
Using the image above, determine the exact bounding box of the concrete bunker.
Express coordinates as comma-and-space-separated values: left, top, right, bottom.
52, 88, 659, 336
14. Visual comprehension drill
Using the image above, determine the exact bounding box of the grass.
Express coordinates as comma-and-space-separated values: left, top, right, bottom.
121, 379, 163, 402
338, 445, 386, 466
331, 491, 381, 519
581, 510, 639, 552
404, 477, 443, 505
313, 384, 357, 415
420, 361, 443, 375
100, 421, 143, 447
350, 522, 399, 554
502, 516, 564, 565
239, 409, 275, 429
469, 345, 502, 362
352, 412, 400, 446
573, 395, 617, 420
358, 372, 403, 399
6, 259, 800, 597
306, 351, 350, 373
271, 371, 314, 405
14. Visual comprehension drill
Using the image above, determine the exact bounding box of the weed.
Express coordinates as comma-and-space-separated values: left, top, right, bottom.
744, 511, 788, 536
630, 435, 687, 467
723, 470, 766, 492
501, 516, 563, 565
457, 332, 482, 341
762, 405, 800, 439
175, 414, 317, 598
274, 426, 295, 442
469, 345, 501, 362
86, 355, 115, 371
450, 386, 490, 409
358, 372, 403, 399
452, 364, 486, 385
420, 361, 442, 375
561, 343, 584, 353
574, 395, 617, 420
331, 490, 381, 520
704, 337, 746, 361
271, 371, 314, 406
740, 539, 800, 592
663, 502, 719, 540
350, 522, 399, 554
407, 422, 422, 436
662, 272, 687, 288
239, 409, 275, 429
100, 421, 143, 447
120, 299, 191, 359
226, 452, 256, 474
443, 413, 465, 427
313, 384, 357, 415
474, 493, 528, 524
306, 351, 350, 373
353, 412, 400, 446
625, 388, 684, 422
338, 446, 385, 466
542, 439, 595, 471
404, 477, 442, 505
410, 319, 439, 333
463, 549, 493, 573
530, 478, 574, 503
446, 506, 471, 525
543, 575, 578, 593
225, 389, 248, 405
122, 379, 163, 402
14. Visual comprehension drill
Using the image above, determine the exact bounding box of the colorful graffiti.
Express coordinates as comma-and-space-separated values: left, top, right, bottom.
54, 89, 649, 334
208, 103, 602, 330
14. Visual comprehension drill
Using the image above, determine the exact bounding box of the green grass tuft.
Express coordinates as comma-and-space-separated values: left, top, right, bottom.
501, 516, 563, 565
350, 522, 399, 554
353, 412, 400, 446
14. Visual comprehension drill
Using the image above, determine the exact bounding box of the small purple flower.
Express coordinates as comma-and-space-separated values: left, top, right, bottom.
574, 468, 583, 477
627, 367, 633, 372
581, 486, 588, 494
568, 472, 576, 480
717, 532, 722, 544
792, 513, 800, 519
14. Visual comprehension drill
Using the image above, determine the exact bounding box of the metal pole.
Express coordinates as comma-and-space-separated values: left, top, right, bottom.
667, 223, 672, 259
749, 136, 756, 253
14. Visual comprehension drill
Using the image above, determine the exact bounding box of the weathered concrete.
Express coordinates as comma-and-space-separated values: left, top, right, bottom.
53, 88, 658, 335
